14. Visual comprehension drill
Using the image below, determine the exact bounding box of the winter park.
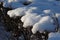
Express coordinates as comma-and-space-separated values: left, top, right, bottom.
0, 0, 60, 40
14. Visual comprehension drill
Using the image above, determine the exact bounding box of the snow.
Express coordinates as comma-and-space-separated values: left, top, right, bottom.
21, 14, 34, 22
26, 0, 60, 13
32, 16, 56, 34
21, 7, 40, 22
2, 0, 60, 9
7, 7, 26, 17
28, 0, 60, 2
43, 9, 56, 18
21, 12, 41, 28
20, 7, 42, 28
43, 9, 51, 14
48, 0, 55, 2
2, 0, 33, 9
5, 0, 60, 35
1, 0, 60, 40
48, 32, 60, 40
9, 2, 24, 9
23, 14, 41, 28
3, 0, 26, 9
55, 13, 60, 26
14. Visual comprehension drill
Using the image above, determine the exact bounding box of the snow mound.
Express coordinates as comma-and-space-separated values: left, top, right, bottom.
48, 32, 60, 40
7, 7, 26, 17
32, 16, 56, 34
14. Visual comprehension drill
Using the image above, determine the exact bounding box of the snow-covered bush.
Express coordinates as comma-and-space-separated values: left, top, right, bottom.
1, 0, 60, 40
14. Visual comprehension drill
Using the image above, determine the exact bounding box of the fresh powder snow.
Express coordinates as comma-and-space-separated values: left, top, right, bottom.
48, 32, 60, 40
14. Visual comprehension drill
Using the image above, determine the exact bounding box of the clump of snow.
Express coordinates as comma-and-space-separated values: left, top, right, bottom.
7, 0, 17, 2
25, 7, 37, 14
21, 13, 37, 22
25, 6, 45, 17
7, 7, 26, 17
21, 12, 41, 28
21, 7, 39, 23
7, 0, 27, 3
32, 16, 56, 34
43, 9, 51, 14
21, 7, 42, 28
27, 0, 33, 2
43, 9, 55, 16
48, 32, 60, 40
23, 14, 41, 28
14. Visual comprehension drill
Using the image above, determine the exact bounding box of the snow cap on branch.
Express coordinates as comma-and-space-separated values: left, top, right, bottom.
7, 7, 26, 17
